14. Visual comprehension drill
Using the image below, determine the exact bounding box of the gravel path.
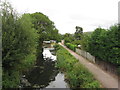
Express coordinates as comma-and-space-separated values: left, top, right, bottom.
59, 43, 119, 89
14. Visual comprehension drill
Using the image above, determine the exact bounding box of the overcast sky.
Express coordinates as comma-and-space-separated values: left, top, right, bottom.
8, 0, 119, 34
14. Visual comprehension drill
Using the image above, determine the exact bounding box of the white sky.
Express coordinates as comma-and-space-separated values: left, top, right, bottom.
8, 0, 119, 34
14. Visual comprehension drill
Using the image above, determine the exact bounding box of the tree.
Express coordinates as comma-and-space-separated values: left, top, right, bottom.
29, 12, 61, 60
74, 26, 83, 40
87, 28, 106, 57
81, 33, 91, 51
87, 25, 120, 65
2, 1, 38, 87
63, 33, 74, 43
50, 29, 61, 42
30, 12, 58, 41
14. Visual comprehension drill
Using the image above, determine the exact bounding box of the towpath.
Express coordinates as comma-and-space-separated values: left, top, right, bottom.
59, 43, 119, 89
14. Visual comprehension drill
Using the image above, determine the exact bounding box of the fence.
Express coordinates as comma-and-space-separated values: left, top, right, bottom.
76, 48, 95, 63
95, 58, 117, 77
75, 48, 117, 77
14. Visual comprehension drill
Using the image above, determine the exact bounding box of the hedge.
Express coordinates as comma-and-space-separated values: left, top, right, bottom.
87, 25, 120, 65
65, 43, 77, 52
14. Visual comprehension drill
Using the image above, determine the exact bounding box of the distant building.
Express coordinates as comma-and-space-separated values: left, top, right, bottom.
43, 41, 51, 44
61, 40, 64, 45
43, 40, 56, 48
50, 40, 56, 43
43, 41, 51, 48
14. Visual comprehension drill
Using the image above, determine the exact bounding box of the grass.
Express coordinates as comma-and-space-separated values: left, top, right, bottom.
56, 45, 100, 88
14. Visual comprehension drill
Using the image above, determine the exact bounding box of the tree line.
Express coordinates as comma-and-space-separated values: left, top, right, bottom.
81, 25, 119, 66
1, 1, 61, 88
63, 25, 119, 66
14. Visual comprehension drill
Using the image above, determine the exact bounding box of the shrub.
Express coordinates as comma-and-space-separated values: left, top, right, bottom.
71, 40, 81, 45
53, 44, 60, 50
56, 46, 100, 88
65, 43, 77, 52
2, 2, 38, 88
87, 25, 120, 65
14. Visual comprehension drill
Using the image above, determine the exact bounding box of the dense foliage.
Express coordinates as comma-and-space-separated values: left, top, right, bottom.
63, 26, 83, 47
63, 33, 81, 46
30, 12, 61, 58
56, 45, 100, 88
30, 12, 61, 42
80, 32, 92, 51
86, 25, 120, 65
74, 26, 83, 40
65, 43, 77, 52
2, 2, 38, 88
1, 1, 61, 88
63, 33, 74, 44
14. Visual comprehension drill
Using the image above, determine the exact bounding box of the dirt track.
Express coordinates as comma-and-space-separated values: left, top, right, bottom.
59, 43, 119, 89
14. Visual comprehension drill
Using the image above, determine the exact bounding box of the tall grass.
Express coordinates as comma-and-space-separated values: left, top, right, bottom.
56, 45, 100, 88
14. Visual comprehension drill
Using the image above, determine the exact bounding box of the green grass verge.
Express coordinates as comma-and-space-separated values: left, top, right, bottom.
56, 45, 100, 88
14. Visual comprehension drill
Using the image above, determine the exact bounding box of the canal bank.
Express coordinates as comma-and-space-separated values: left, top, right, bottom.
20, 47, 69, 88
56, 44, 101, 88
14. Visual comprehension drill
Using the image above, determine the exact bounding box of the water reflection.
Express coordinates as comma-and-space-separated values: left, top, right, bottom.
23, 57, 58, 88
46, 72, 69, 88
21, 49, 69, 88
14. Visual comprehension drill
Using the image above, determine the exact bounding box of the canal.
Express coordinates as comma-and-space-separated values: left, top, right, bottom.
20, 48, 69, 89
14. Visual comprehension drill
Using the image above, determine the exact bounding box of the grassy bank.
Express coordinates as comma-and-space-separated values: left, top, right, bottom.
56, 45, 100, 88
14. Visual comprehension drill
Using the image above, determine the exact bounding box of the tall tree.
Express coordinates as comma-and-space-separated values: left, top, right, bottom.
64, 33, 74, 43
2, 1, 38, 87
87, 25, 120, 65
74, 26, 83, 40
30, 12, 60, 59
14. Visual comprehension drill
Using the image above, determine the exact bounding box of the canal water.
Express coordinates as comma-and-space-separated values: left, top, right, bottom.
20, 48, 69, 89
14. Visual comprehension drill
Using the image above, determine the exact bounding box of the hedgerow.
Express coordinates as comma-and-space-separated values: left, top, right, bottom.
87, 25, 120, 65
65, 43, 77, 52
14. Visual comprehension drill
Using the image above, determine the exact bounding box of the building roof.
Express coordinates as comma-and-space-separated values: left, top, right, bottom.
43, 41, 51, 44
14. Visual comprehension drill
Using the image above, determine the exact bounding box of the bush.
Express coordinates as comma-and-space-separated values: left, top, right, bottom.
53, 44, 60, 50
87, 25, 120, 65
56, 46, 100, 88
65, 43, 77, 52
2, 2, 38, 88
71, 40, 81, 45
80, 33, 91, 51
2, 71, 20, 88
